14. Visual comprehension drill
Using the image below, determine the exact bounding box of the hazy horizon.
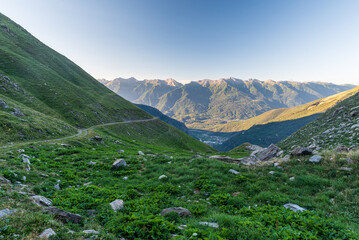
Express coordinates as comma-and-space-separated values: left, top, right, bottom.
0, 0, 358, 85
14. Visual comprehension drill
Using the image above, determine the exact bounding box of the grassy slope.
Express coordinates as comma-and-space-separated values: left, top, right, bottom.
0, 13, 148, 127
0, 130, 358, 239
279, 90, 359, 151
0, 13, 212, 152
0, 94, 76, 143
208, 86, 359, 132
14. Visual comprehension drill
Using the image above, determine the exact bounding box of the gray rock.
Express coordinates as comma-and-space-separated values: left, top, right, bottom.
83, 230, 99, 234
93, 136, 103, 141
117, 150, 125, 153
291, 147, 313, 156
87, 161, 97, 165
39, 228, 56, 239
159, 175, 167, 179
115, 140, 123, 145
160, 207, 191, 217
0, 175, 11, 183
340, 167, 352, 171
334, 145, 348, 152
350, 111, 359, 117
11, 108, 24, 117
54, 183, 60, 190
32, 195, 52, 207
309, 155, 322, 163
283, 203, 306, 212
228, 169, 239, 175
198, 222, 219, 228
289, 177, 295, 181
44, 206, 82, 223
0, 100, 8, 108
138, 151, 145, 155
0, 209, 18, 218
256, 144, 281, 161
111, 159, 126, 169
349, 145, 359, 151
110, 199, 124, 212
351, 124, 359, 129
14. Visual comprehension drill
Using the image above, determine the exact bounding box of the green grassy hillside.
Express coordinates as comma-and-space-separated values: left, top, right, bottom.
0, 13, 148, 127
279, 90, 359, 151
209, 86, 359, 132
0, 129, 358, 239
0, 94, 76, 143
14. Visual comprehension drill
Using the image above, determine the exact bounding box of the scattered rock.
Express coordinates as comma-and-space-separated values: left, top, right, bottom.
32, 195, 52, 207
198, 222, 219, 228
269, 171, 275, 175
228, 169, 239, 175
209, 155, 237, 161
289, 177, 295, 181
255, 144, 281, 162
340, 167, 352, 171
351, 124, 359, 129
111, 159, 126, 169
117, 150, 125, 153
283, 203, 307, 212
60, 144, 71, 147
138, 151, 145, 155
334, 145, 348, 152
0, 209, 18, 218
54, 183, 60, 190
350, 110, 359, 117
332, 107, 343, 117
17, 149, 25, 153
346, 158, 354, 164
160, 207, 191, 217
39, 228, 56, 239
44, 206, 82, 223
115, 140, 123, 145
123, 176, 128, 180
349, 145, 359, 151
291, 147, 313, 156
178, 225, 187, 230
110, 199, 124, 212
87, 161, 96, 165
11, 108, 24, 117
93, 136, 103, 141
159, 175, 167, 180
309, 155, 322, 163
0, 175, 11, 183
83, 230, 99, 234
0, 100, 9, 108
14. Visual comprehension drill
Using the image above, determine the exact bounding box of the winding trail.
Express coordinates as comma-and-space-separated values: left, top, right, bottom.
0, 117, 158, 149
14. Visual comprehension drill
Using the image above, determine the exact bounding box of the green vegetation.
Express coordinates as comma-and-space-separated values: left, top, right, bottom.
280, 91, 359, 151
1, 129, 359, 239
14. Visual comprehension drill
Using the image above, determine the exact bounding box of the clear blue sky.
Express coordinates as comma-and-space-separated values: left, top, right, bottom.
0, 0, 358, 84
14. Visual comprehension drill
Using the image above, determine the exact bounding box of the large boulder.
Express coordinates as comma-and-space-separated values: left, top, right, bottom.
43, 206, 82, 223
160, 207, 191, 217
111, 159, 126, 169
256, 144, 281, 161
291, 147, 313, 156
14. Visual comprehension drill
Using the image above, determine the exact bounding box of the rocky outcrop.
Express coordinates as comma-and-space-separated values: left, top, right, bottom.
160, 207, 192, 217
256, 144, 281, 161
44, 207, 82, 224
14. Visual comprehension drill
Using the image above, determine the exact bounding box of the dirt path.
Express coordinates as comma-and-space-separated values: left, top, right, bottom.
0, 117, 158, 149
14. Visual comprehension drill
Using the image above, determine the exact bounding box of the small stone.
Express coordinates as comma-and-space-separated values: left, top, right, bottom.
44, 206, 82, 223
17, 149, 25, 153
39, 228, 56, 239
160, 207, 191, 217
340, 167, 352, 171
117, 150, 125, 153
93, 136, 103, 141
32, 195, 52, 207
0, 100, 9, 108
0, 209, 18, 218
0, 175, 11, 183
178, 225, 187, 230
269, 171, 275, 175
309, 155, 322, 163
283, 203, 306, 212
54, 183, 60, 190
110, 199, 124, 212
138, 151, 145, 155
289, 177, 295, 181
291, 147, 313, 156
198, 222, 219, 228
111, 159, 126, 169
123, 177, 128, 180
87, 161, 96, 165
228, 169, 239, 175
159, 175, 167, 180
83, 230, 99, 234
11, 108, 24, 117
274, 162, 279, 167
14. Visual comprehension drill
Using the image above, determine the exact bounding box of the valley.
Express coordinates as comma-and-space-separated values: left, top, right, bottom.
0, 5, 359, 240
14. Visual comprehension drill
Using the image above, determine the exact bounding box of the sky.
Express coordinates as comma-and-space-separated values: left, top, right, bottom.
0, 0, 358, 84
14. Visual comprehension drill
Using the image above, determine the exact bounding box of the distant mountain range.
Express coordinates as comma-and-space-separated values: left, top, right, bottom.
100, 77, 355, 129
